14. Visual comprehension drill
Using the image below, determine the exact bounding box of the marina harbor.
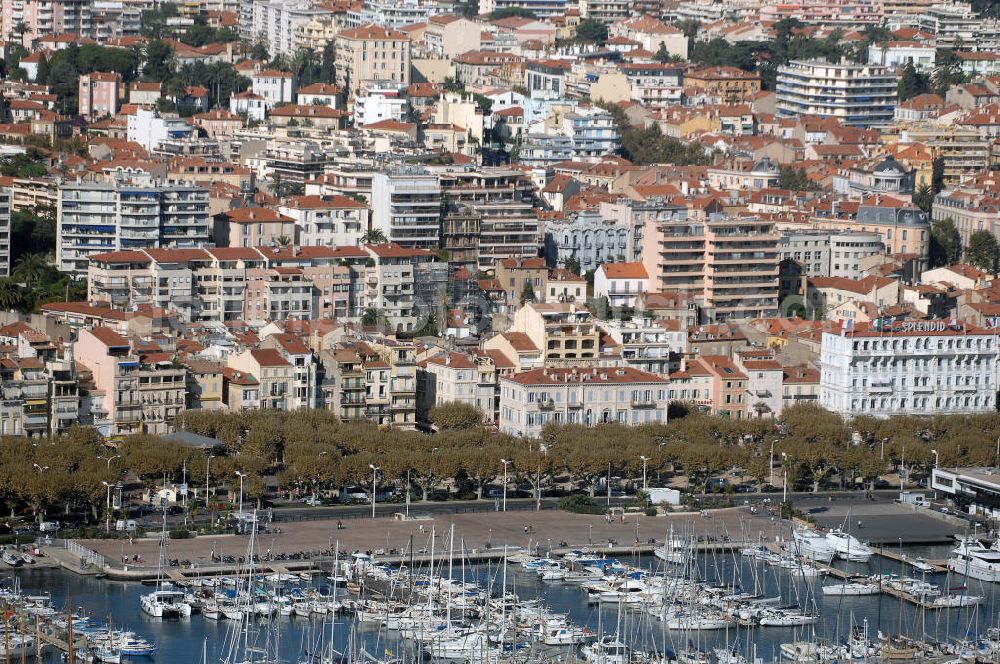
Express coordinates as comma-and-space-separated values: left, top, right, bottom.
0, 503, 995, 663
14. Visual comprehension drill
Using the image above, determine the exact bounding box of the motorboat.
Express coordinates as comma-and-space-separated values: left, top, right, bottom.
824, 528, 873, 562
1, 550, 22, 567
541, 625, 594, 645
139, 589, 192, 618
790, 527, 836, 563
653, 533, 688, 564
947, 536, 1000, 582
201, 599, 221, 620
580, 637, 631, 664
116, 637, 158, 657
759, 610, 819, 626
780, 641, 847, 662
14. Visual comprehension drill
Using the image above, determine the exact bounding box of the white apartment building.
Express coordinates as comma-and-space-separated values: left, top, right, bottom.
779, 229, 885, 287
499, 366, 668, 437
230, 92, 267, 122
371, 169, 442, 250
127, 108, 195, 152
820, 321, 998, 418
479, 0, 569, 19
561, 106, 620, 159
353, 88, 409, 126
366, 243, 439, 333
601, 316, 685, 376
867, 41, 936, 71
251, 0, 326, 56
775, 60, 898, 127
352, 0, 454, 28
251, 69, 297, 108
57, 183, 210, 275
279, 195, 368, 247
917, 4, 983, 49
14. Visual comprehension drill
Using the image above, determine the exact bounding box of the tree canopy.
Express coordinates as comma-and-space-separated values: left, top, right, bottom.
966, 230, 999, 273
575, 19, 609, 44
929, 217, 961, 268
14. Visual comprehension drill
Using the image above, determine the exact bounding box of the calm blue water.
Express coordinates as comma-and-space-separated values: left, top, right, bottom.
9, 544, 1000, 663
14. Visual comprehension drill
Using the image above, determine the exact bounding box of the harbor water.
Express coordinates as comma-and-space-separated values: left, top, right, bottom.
8, 543, 1000, 662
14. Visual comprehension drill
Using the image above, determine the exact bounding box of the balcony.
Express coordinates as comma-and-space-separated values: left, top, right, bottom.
631, 399, 657, 408
538, 399, 555, 411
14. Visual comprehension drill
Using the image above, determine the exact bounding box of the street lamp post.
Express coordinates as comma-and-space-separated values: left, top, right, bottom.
639, 456, 649, 492
235, 471, 246, 520
931, 449, 939, 499
102, 481, 112, 533
369, 464, 380, 519
206, 454, 215, 506
97, 454, 121, 470
781, 452, 788, 505
769, 440, 775, 487
32, 465, 48, 524
500, 459, 511, 512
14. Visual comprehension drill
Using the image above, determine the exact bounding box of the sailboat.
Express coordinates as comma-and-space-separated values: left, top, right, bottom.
139, 504, 191, 618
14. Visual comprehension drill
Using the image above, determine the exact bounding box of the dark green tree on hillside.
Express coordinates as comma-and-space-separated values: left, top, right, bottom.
931, 157, 946, 194
897, 61, 929, 101
966, 231, 1000, 273
929, 217, 961, 267
676, 19, 700, 40
914, 183, 935, 214
576, 18, 609, 44
778, 167, 818, 191
489, 7, 535, 19
143, 40, 174, 82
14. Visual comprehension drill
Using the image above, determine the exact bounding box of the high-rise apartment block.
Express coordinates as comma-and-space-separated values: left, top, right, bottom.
776, 60, 898, 127
57, 183, 211, 275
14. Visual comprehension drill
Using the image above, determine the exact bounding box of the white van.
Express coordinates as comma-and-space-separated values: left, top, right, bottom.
115, 519, 138, 532
39, 521, 60, 532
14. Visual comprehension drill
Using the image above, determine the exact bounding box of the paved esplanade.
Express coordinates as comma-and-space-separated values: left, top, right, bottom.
77, 508, 782, 569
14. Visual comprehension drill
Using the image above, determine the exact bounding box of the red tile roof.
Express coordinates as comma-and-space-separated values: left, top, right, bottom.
250, 348, 291, 367
600, 262, 648, 279
89, 326, 129, 348
505, 366, 666, 386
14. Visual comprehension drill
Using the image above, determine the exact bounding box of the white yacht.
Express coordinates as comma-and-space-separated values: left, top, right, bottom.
821, 581, 881, 596
654, 527, 689, 564
824, 528, 873, 562
580, 638, 631, 664
139, 588, 192, 618
947, 536, 1000, 582
789, 527, 836, 563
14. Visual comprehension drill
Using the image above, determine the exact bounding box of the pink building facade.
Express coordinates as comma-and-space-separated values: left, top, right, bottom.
78, 72, 121, 118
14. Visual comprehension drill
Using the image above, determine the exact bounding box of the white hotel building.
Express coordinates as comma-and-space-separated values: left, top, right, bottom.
820, 320, 998, 418
499, 366, 668, 437
775, 60, 898, 127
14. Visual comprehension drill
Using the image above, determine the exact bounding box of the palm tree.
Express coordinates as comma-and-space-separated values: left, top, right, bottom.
361, 307, 386, 327
361, 228, 388, 244
13, 253, 47, 288
276, 235, 292, 247
0, 279, 23, 311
